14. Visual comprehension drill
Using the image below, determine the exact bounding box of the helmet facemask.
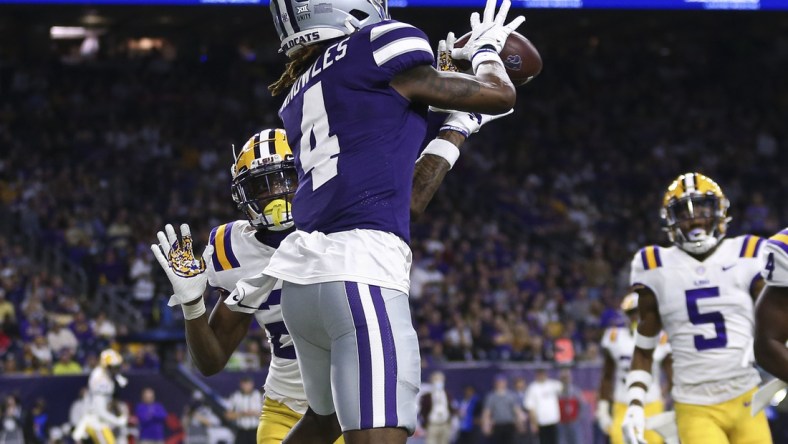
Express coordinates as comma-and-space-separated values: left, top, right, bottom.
232, 159, 298, 232
661, 194, 730, 255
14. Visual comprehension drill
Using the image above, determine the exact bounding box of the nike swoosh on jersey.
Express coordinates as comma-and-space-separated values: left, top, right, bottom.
722, 264, 737, 271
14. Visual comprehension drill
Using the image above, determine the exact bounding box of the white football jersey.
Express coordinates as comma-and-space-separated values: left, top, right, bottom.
206, 220, 307, 414
263, 228, 413, 295
86, 367, 124, 426
601, 326, 670, 404
762, 228, 788, 287
629, 236, 764, 405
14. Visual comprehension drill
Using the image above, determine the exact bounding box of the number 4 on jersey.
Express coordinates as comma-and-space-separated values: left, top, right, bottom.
765, 252, 775, 281
300, 82, 340, 191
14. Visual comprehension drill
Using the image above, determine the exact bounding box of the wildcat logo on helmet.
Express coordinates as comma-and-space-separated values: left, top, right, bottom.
282, 31, 321, 52
504, 54, 522, 71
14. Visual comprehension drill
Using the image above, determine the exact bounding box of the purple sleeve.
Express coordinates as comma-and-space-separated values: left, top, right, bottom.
368, 21, 434, 80
155, 404, 168, 420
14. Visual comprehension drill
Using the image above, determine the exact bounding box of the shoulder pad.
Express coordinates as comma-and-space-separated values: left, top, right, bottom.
766, 230, 788, 257
209, 222, 241, 271
739, 235, 764, 259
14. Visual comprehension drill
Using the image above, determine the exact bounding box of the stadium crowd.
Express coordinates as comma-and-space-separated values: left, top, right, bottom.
1, 11, 787, 375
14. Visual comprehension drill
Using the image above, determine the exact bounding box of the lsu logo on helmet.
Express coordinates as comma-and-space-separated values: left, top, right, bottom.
231, 129, 298, 231
660, 172, 730, 255
100, 349, 123, 368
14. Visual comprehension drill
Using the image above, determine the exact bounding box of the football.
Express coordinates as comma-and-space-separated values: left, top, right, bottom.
453, 31, 542, 86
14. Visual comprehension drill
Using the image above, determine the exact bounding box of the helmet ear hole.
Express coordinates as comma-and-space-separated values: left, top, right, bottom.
349, 9, 369, 21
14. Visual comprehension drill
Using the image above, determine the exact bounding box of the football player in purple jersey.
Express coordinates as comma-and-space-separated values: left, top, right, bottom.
261, 0, 525, 442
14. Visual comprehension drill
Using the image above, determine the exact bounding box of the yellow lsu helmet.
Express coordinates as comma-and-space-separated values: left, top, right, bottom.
231, 129, 298, 231
660, 172, 730, 255
100, 349, 123, 368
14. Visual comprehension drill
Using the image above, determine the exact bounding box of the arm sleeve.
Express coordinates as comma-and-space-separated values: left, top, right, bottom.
156, 404, 168, 419
368, 21, 434, 80
763, 229, 788, 286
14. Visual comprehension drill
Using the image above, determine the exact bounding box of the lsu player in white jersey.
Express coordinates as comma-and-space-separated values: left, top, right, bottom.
73, 349, 128, 444
151, 129, 337, 444
621, 172, 772, 444
754, 228, 788, 383
151, 110, 504, 443
598, 293, 672, 444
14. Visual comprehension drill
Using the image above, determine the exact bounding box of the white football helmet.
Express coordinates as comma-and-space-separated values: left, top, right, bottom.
270, 0, 389, 56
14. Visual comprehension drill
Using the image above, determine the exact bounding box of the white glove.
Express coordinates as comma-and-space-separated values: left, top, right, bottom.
622, 404, 647, 444
595, 400, 612, 435
151, 223, 214, 307
440, 109, 513, 138
451, 0, 525, 63
114, 374, 128, 388
646, 411, 679, 444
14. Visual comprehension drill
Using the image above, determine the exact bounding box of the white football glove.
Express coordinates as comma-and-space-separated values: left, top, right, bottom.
595, 400, 612, 435
440, 109, 514, 138
622, 404, 647, 444
451, 0, 525, 62
151, 223, 214, 307
646, 411, 680, 444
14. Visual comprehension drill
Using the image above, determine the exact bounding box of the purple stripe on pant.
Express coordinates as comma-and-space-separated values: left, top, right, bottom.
345, 282, 373, 429
369, 284, 399, 427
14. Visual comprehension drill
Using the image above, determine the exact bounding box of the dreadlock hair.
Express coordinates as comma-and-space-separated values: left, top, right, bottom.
269, 44, 327, 96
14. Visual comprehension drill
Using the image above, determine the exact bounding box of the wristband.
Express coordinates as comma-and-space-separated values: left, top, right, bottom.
634, 332, 659, 350
420, 139, 460, 169
182, 297, 207, 320
626, 386, 646, 405
471, 48, 503, 73
439, 124, 470, 139
625, 370, 653, 388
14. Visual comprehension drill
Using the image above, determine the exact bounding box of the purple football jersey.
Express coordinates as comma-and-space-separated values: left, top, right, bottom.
278, 20, 434, 243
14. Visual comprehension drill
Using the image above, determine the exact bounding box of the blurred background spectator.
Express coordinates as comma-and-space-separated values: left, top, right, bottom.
525, 369, 562, 444
224, 377, 261, 444
420, 371, 455, 444
482, 375, 524, 444
136, 387, 168, 444
558, 368, 585, 444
